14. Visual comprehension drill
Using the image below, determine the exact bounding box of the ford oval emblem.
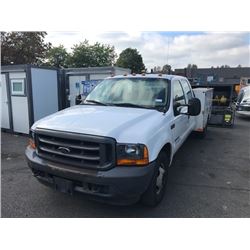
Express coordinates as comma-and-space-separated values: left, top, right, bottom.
58, 146, 71, 154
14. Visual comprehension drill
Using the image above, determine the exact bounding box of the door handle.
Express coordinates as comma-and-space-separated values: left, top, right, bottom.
171, 124, 175, 129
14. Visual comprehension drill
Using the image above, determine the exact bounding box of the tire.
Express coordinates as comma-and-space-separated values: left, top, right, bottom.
141, 151, 169, 206
197, 118, 209, 139
198, 123, 207, 138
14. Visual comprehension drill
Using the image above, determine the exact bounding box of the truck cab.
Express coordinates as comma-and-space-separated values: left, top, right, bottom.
26, 74, 201, 206
236, 86, 250, 117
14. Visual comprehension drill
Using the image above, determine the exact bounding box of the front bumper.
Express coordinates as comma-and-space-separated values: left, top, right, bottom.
236, 104, 250, 117
25, 146, 155, 205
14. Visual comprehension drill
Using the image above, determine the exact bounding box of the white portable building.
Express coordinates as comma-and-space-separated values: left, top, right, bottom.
1, 64, 62, 134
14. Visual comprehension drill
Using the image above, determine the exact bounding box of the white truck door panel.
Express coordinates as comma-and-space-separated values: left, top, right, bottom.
172, 114, 188, 151
172, 79, 189, 151
180, 79, 196, 134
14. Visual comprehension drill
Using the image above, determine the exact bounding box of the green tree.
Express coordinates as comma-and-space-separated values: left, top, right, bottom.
1, 32, 51, 65
68, 40, 116, 67
220, 65, 230, 68
187, 64, 198, 69
162, 64, 172, 74
116, 48, 145, 73
45, 45, 69, 68
186, 64, 198, 77
152, 66, 162, 73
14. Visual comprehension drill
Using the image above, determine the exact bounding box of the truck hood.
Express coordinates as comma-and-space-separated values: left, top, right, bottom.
32, 105, 163, 142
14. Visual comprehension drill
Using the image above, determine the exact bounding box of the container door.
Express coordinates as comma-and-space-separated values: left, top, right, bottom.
69, 75, 86, 106
1, 74, 11, 129
9, 74, 29, 134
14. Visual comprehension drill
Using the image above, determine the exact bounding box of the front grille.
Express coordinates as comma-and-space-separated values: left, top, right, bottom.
237, 105, 250, 111
35, 129, 116, 170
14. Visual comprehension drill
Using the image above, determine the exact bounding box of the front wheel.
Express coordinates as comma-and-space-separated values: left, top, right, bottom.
141, 151, 169, 206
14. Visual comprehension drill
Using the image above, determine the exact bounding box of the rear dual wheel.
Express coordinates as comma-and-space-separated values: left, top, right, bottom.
197, 118, 209, 139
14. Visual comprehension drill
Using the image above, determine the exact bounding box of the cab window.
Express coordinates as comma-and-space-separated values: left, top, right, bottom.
173, 80, 186, 106
180, 79, 193, 102
172, 80, 186, 117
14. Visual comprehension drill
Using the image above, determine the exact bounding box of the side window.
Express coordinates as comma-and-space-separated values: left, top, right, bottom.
173, 80, 186, 107
11, 79, 25, 96
180, 79, 193, 102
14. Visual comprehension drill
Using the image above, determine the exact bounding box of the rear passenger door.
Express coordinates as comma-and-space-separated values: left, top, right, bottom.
172, 79, 189, 151
180, 79, 196, 132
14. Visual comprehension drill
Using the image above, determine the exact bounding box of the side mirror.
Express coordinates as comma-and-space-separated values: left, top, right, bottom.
188, 98, 201, 116
173, 102, 181, 116
174, 102, 189, 116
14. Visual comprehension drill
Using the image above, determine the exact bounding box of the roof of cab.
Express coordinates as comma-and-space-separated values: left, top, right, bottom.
108, 74, 185, 81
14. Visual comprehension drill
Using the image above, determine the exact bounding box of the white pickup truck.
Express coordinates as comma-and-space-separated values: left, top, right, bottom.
26, 74, 203, 206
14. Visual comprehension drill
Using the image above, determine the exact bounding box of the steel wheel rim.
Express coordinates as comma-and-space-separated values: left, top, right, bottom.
156, 163, 166, 195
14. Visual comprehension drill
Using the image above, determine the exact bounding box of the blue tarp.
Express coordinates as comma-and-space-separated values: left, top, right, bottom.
82, 80, 102, 95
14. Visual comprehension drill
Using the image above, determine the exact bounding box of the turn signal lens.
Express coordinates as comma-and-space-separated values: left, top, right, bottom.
117, 145, 149, 166
29, 138, 36, 149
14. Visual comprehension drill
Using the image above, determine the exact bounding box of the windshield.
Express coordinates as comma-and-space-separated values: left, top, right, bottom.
85, 78, 169, 110
238, 87, 250, 103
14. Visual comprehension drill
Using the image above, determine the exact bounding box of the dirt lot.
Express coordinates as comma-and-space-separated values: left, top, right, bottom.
1, 115, 250, 218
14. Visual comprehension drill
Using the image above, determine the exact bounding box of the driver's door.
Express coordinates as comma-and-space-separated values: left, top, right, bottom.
171, 79, 189, 152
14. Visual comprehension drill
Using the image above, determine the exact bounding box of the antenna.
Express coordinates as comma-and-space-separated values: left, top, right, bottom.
166, 35, 170, 65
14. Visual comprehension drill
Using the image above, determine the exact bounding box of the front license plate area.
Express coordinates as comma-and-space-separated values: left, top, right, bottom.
54, 177, 73, 194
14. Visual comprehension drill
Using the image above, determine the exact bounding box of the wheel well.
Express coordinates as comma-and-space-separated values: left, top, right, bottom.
160, 143, 172, 164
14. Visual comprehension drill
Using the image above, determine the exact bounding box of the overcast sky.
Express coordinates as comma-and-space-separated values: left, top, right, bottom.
45, 31, 250, 70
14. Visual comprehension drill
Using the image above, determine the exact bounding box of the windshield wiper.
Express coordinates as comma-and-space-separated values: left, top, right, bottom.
112, 103, 151, 109
84, 100, 108, 106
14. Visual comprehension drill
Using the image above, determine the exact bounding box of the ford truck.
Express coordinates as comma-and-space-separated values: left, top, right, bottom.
26, 74, 202, 206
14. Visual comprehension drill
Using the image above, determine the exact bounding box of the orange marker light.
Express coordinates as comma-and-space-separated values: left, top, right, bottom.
28, 138, 36, 149
196, 128, 204, 132
117, 146, 149, 166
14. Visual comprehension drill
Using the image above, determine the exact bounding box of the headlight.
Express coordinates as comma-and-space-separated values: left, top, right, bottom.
28, 130, 36, 149
243, 99, 250, 104
116, 143, 149, 166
